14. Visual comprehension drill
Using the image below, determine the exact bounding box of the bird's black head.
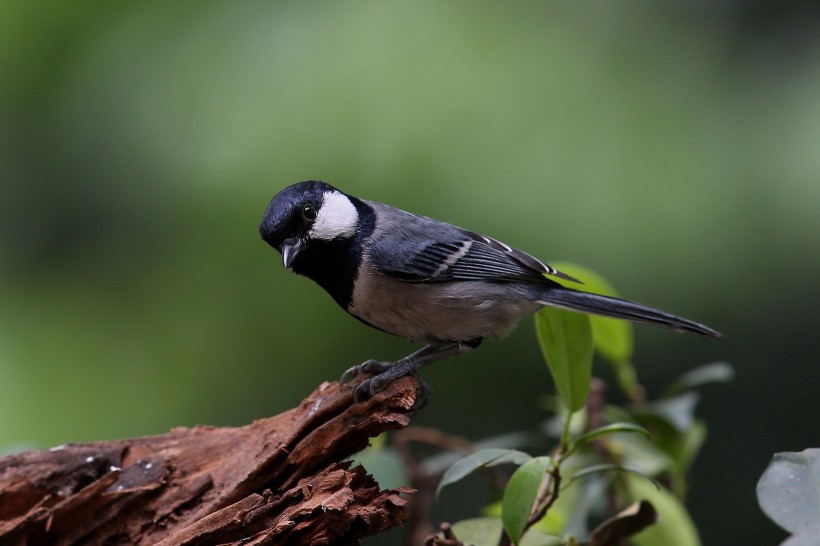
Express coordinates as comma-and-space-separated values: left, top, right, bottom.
259, 180, 361, 270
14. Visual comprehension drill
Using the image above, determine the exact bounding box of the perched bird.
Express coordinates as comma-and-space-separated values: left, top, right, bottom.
259, 181, 721, 404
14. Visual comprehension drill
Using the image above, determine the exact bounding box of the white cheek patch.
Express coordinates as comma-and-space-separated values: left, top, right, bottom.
310, 191, 359, 240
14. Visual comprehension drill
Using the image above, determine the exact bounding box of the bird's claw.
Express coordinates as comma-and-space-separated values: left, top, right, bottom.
352, 376, 382, 402
349, 366, 431, 411
340, 359, 392, 383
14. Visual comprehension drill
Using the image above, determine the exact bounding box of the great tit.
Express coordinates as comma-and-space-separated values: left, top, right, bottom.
259, 180, 721, 404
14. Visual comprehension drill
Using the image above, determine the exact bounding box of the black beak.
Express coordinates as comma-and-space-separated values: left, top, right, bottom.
281, 238, 304, 269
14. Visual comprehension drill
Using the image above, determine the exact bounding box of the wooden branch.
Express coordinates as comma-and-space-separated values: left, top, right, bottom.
0, 376, 420, 545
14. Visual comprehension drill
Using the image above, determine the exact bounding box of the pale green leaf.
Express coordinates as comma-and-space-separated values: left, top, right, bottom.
644, 392, 700, 432
437, 448, 532, 497
563, 463, 660, 491
535, 307, 593, 413
569, 423, 651, 456
665, 361, 734, 396
605, 432, 675, 477
549, 261, 635, 364
620, 474, 701, 546
451, 518, 563, 546
502, 456, 553, 545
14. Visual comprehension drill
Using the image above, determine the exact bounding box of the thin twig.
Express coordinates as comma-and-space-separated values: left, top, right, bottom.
529, 462, 562, 526
424, 522, 465, 546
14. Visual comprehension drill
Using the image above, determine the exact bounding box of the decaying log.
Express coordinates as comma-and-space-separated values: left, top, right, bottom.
0, 376, 420, 545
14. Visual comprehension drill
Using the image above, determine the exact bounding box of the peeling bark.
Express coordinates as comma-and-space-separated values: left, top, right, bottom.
0, 377, 420, 545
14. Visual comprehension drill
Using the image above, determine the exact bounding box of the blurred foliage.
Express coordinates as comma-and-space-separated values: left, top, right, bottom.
1, 1, 819, 544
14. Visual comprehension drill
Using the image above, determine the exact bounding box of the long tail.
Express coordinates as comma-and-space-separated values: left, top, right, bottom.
537, 287, 722, 338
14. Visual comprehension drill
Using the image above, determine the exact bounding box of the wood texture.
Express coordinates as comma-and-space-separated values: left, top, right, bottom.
0, 377, 420, 545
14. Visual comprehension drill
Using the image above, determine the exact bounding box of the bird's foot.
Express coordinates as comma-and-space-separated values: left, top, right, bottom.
340, 359, 392, 383
342, 358, 431, 411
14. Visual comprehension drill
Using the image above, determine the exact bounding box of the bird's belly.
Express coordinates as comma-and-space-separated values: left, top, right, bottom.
347, 269, 542, 344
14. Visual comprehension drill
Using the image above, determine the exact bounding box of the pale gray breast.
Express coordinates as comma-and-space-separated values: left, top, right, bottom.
347, 264, 543, 344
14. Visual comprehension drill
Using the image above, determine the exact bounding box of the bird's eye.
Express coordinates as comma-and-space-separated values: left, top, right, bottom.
302, 203, 317, 221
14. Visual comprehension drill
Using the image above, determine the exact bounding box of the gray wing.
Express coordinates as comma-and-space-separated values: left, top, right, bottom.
365, 202, 581, 284
456, 229, 581, 283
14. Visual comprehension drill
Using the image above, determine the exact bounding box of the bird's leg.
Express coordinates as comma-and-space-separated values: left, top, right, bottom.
341, 343, 460, 384
343, 341, 479, 408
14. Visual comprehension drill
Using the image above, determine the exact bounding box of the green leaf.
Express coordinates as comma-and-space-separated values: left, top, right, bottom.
549, 261, 635, 364
437, 448, 533, 498
568, 423, 651, 456
589, 314, 633, 367
644, 392, 700, 433
421, 430, 531, 476
619, 474, 701, 546
560, 472, 609, 538
449, 518, 503, 546
662, 419, 706, 498
563, 464, 660, 491
757, 449, 820, 534
632, 401, 707, 494
347, 445, 408, 491
502, 455, 553, 545
535, 307, 593, 413
450, 518, 563, 546
529, 476, 581, 536
665, 361, 734, 396
488, 481, 583, 537
604, 432, 674, 477
676, 420, 706, 474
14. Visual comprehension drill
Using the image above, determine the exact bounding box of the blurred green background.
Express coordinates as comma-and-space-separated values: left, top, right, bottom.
2, 1, 819, 544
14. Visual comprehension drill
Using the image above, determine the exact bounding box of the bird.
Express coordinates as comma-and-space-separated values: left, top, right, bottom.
258, 180, 721, 406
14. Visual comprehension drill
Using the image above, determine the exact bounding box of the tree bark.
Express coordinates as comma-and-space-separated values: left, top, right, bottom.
0, 376, 420, 545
